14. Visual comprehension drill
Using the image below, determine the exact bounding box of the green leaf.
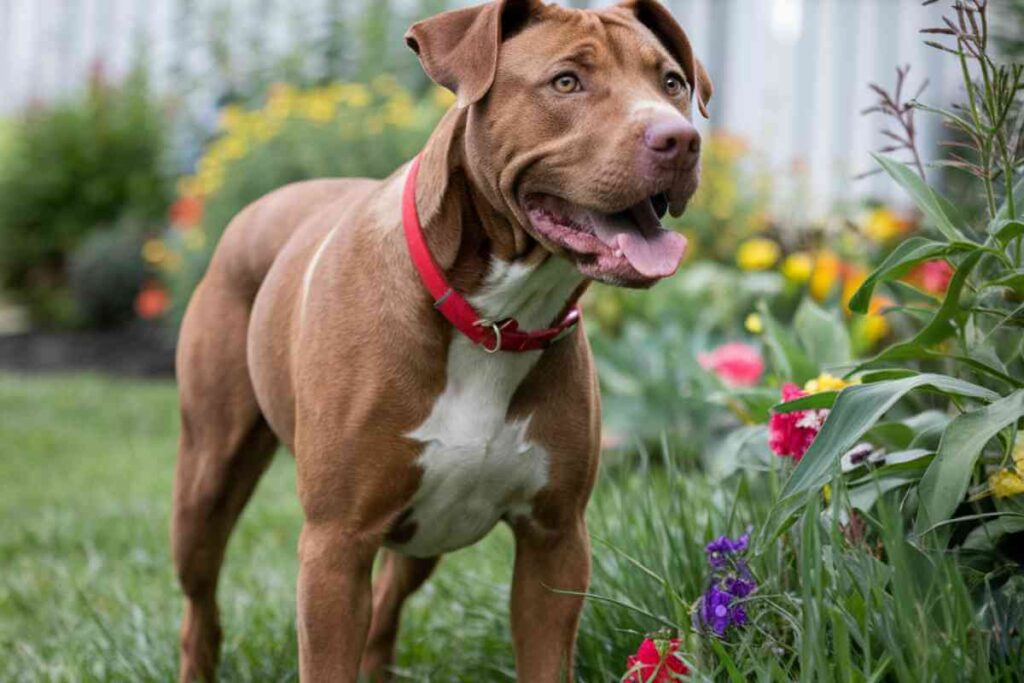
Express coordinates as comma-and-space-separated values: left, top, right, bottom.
873, 154, 968, 242
989, 219, 1024, 246
848, 237, 974, 314
915, 390, 1024, 534
995, 173, 1024, 223
773, 391, 838, 413
854, 251, 983, 370
757, 373, 999, 549
980, 269, 1024, 296
794, 298, 851, 367
757, 301, 817, 385
961, 514, 1024, 551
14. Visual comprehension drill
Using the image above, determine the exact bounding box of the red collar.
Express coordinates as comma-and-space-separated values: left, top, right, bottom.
402, 154, 581, 353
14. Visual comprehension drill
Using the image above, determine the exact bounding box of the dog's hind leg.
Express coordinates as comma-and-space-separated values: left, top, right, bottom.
172, 281, 279, 683
359, 551, 440, 681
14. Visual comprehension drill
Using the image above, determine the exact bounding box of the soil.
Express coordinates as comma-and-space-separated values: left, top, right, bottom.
0, 322, 176, 377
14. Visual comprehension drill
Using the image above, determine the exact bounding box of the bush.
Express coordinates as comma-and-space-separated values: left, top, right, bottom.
67, 227, 148, 328
153, 79, 452, 321
0, 67, 170, 323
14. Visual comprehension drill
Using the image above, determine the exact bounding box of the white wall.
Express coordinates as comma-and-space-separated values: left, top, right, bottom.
0, 0, 961, 213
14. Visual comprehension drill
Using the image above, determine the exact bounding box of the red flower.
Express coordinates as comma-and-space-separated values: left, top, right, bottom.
170, 195, 204, 228
768, 383, 826, 461
135, 282, 170, 320
625, 637, 689, 682
698, 342, 764, 387
907, 259, 953, 294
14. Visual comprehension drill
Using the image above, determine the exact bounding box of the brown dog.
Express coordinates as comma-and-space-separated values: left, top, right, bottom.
171, 1, 711, 680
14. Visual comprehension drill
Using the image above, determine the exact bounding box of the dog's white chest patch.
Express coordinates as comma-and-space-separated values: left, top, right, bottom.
389, 257, 582, 558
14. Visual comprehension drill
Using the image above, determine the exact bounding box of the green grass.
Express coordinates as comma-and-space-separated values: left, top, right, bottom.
1, 373, 1021, 681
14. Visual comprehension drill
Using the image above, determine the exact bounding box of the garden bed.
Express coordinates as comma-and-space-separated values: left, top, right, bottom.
0, 323, 175, 377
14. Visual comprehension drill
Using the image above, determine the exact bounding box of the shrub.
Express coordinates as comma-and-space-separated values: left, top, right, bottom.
758, 0, 1024, 564
0, 67, 170, 323
153, 79, 452, 321
67, 226, 148, 328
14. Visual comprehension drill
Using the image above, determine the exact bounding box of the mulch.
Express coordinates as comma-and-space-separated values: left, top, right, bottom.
0, 323, 176, 378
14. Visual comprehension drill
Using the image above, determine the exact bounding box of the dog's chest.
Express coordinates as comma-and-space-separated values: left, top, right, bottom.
386, 258, 581, 558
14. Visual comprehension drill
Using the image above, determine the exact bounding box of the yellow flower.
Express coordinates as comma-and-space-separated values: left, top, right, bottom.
744, 313, 763, 334
736, 238, 780, 271
862, 208, 908, 242
301, 92, 337, 123
431, 86, 456, 109
804, 373, 852, 394
861, 314, 890, 345
842, 265, 868, 311
809, 251, 841, 300
1014, 436, 1024, 470
142, 239, 168, 265
989, 469, 1024, 499
162, 251, 183, 273
823, 483, 832, 505
781, 252, 813, 284
183, 229, 207, 252
218, 104, 245, 132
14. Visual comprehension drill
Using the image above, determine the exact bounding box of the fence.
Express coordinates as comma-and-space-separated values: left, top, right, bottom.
1, 0, 960, 213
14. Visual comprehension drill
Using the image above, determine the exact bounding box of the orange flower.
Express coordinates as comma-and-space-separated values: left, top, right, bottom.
809, 251, 841, 300
170, 195, 204, 228
135, 282, 170, 320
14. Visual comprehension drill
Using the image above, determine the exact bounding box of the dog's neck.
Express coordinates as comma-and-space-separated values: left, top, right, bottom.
414, 107, 587, 328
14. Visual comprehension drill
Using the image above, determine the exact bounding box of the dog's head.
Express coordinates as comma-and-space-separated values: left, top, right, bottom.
407, 0, 712, 288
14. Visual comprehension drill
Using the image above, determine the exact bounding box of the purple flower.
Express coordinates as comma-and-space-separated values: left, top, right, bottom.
704, 531, 750, 568
695, 530, 757, 637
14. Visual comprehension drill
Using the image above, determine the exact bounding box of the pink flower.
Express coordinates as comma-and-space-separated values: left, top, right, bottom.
698, 342, 765, 388
626, 637, 689, 682
908, 259, 954, 294
768, 383, 826, 461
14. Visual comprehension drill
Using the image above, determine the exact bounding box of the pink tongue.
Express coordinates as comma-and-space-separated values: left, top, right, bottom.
589, 201, 688, 278
617, 230, 687, 278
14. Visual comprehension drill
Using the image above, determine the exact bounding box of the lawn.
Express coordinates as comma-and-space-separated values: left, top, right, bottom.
3, 372, 1021, 682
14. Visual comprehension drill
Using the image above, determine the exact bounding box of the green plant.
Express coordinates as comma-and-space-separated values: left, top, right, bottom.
157, 80, 451, 322
760, 0, 1024, 562
67, 226, 149, 328
0, 67, 170, 323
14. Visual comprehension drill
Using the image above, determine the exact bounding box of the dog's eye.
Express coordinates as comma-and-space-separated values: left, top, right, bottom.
552, 73, 582, 94
663, 72, 686, 97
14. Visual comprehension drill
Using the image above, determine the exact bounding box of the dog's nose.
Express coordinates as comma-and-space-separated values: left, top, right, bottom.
644, 117, 701, 162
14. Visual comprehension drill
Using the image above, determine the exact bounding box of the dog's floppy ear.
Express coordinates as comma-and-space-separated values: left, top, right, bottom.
620, 0, 713, 118
405, 0, 542, 109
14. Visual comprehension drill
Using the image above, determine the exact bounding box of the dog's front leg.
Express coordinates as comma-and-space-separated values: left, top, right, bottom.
510, 515, 591, 682
296, 522, 379, 682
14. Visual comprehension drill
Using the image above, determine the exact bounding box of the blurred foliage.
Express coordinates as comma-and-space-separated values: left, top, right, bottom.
150, 80, 453, 321
0, 67, 171, 326
67, 226, 149, 329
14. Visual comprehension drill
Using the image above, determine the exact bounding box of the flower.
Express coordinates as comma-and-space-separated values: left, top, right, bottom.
698, 342, 764, 388
989, 469, 1024, 499
744, 313, 763, 334
142, 238, 168, 265
862, 207, 912, 242
781, 251, 813, 283
907, 259, 954, 295
768, 383, 826, 461
809, 250, 841, 300
135, 282, 170, 319
695, 531, 756, 637
736, 238, 781, 271
170, 195, 203, 228
1014, 436, 1024, 470
705, 531, 750, 569
625, 637, 689, 682
804, 372, 850, 394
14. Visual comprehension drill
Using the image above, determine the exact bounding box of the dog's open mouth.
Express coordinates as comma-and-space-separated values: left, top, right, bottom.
523, 193, 688, 286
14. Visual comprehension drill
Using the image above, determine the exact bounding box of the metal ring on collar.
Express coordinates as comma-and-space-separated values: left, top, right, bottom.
475, 320, 502, 353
